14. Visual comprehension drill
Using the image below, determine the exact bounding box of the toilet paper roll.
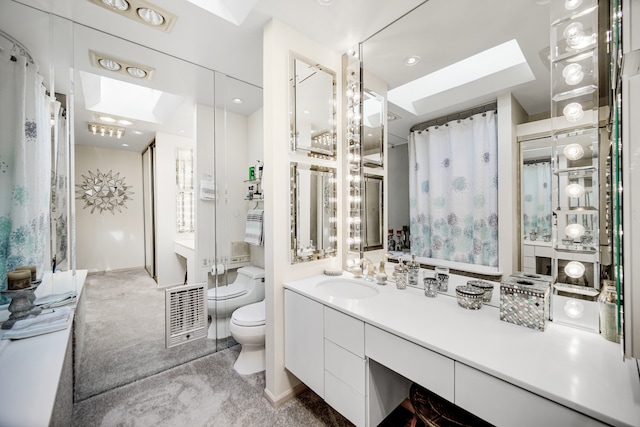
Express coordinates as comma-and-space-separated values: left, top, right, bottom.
210, 263, 226, 275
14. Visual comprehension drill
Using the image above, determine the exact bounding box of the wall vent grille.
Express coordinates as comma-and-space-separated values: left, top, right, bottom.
165, 283, 207, 348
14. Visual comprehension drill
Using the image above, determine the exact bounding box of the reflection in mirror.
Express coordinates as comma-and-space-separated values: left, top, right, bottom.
363, 174, 383, 250
520, 137, 552, 242
290, 162, 337, 263
290, 55, 336, 158
1, 6, 74, 299
362, 90, 384, 167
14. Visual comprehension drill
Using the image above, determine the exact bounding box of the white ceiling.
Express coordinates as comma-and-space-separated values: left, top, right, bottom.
7, 0, 555, 151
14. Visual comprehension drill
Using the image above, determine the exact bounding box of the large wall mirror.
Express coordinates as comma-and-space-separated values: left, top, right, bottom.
290, 162, 337, 263
362, 89, 384, 167
361, 0, 611, 275
0, 4, 74, 300
289, 55, 336, 158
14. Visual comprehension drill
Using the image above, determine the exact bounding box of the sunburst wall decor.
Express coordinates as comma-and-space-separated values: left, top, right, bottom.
76, 169, 134, 214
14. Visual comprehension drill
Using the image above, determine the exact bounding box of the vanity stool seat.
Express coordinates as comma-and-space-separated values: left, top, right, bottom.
409, 383, 492, 427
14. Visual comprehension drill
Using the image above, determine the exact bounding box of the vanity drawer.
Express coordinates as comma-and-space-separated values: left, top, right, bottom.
325, 339, 365, 395
325, 371, 366, 427
365, 325, 454, 402
523, 256, 536, 269
523, 245, 535, 257
324, 306, 364, 357
535, 246, 553, 258
454, 362, 606, 427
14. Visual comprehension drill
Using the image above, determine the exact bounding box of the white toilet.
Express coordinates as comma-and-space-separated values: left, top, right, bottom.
229, 300, 266, 375
207, 266, 265, 339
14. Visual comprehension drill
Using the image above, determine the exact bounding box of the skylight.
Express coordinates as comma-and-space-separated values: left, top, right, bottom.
184, 0, 259, 25
80, 71, 184, 124
388, 39, 535, 116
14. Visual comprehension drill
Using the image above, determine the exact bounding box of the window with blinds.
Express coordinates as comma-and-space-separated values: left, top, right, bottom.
176, 148, 194, 233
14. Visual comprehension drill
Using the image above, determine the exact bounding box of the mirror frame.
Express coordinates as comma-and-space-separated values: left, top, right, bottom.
289, 53, 337, 158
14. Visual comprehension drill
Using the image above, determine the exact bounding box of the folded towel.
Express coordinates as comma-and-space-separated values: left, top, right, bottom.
2, 307, 73, 340
244, 209, 264, 246
35, 291, 77, 309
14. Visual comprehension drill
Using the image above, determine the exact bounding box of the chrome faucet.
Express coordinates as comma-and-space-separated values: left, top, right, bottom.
362, 258, 375, 281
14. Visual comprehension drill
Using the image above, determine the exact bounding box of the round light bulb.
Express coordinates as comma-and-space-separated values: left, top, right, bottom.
565, 223, 586, 239
563, 22, 585, 49
563, 143, 585, 160
564, 0, 583, 10
137, 7, 165, 26
126, 67, 147, 78
565, 183, 585, 198
102, 0, 129, 11
563, 102, 585, 122
562, 63, 584, 85
98, 58, 121, 71
564, 299, 585, 319
564, 261, 586, 279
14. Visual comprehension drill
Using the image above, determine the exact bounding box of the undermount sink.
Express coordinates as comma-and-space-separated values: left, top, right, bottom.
315, 279, 380, 300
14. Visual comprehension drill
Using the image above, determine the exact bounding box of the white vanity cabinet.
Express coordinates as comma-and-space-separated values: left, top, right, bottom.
284, 290, 325, 398
284, 289, 366, 426
324, 307, 366, 427
454, 362, 606, 427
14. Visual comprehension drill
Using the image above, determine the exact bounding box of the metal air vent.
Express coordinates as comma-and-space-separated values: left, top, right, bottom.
165, 282, 207, 348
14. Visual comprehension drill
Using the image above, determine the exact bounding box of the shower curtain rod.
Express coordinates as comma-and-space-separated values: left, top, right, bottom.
0, 29, 35, 65
410, 101, 498, 132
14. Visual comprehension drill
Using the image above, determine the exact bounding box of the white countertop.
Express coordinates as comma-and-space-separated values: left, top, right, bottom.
284, 272, 640, 427
0, 269, 87, 427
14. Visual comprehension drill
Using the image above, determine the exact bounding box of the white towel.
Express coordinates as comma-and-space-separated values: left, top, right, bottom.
2, 307, 73, 340
244, 209, 264, 246
35, 291, 77, 309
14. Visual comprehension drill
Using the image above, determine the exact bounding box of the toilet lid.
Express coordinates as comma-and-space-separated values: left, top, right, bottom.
208, 283, 247, 301
232, 301, 265, 327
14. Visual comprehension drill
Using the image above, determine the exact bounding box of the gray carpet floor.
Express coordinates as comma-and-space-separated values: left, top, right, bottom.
72, 345, 353, 426
74, 268, 221, 401
72, 268, 353, 426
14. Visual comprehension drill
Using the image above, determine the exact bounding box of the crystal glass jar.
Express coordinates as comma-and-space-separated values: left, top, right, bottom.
408, 254, 420, 287
394, 259, 408, 290
435, 266, 449, 292
424, 276, 438, 298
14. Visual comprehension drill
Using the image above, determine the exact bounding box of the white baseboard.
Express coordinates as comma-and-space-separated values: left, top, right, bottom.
263, 382, 307, 408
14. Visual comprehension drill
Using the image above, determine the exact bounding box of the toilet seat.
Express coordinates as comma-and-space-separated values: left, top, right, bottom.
208, 283, 247, 301
231, 301, 265, 327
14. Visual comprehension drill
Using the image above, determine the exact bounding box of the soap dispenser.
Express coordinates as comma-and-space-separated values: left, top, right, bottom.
394, 258, 408, 290
376, 260, 387, 285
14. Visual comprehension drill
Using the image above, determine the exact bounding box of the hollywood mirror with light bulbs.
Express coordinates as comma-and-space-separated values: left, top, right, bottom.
289, 54, 337, 158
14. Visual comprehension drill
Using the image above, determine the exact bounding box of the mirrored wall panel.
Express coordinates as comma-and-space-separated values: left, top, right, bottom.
290, 55, 336, 158
290, 162, 337, 263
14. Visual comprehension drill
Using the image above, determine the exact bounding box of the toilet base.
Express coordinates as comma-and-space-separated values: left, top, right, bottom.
207, 316, 232, 340
233, 343, 265, 375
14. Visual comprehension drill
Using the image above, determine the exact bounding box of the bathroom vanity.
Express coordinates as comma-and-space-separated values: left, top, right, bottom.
284, 273, 640, 427
0, 270, 87, 426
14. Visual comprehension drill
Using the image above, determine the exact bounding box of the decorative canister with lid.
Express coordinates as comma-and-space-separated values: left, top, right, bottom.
394, 259, 408, 290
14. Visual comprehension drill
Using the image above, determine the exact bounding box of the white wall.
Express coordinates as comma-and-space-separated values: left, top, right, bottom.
155, 132, 194, 286
74, 145, 144, 272
263, 19, 343, 404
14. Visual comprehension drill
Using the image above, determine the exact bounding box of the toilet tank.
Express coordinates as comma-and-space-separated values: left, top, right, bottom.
234, 266, 265, 287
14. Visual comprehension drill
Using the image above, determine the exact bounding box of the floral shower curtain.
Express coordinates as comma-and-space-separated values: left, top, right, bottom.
0, 49, 51, 296
521, 162, 552, 238
408, 111, 498, 267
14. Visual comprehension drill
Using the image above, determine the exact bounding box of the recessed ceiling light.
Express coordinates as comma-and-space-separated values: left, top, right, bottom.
232, 98, 244, 104
127, 66, 147, 78
318, 0, 335, 5
98, 58, 121, 71
118, 119, 134, 126
122, 143, 129, 147
132, 130, 143, 135
404, 55, 421, 66
303, 110, 311, 114
102, 0, 130, 11
137, 7, 165, 25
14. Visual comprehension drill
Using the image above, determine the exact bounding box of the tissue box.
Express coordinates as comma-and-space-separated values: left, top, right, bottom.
500, 276, 550, 331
